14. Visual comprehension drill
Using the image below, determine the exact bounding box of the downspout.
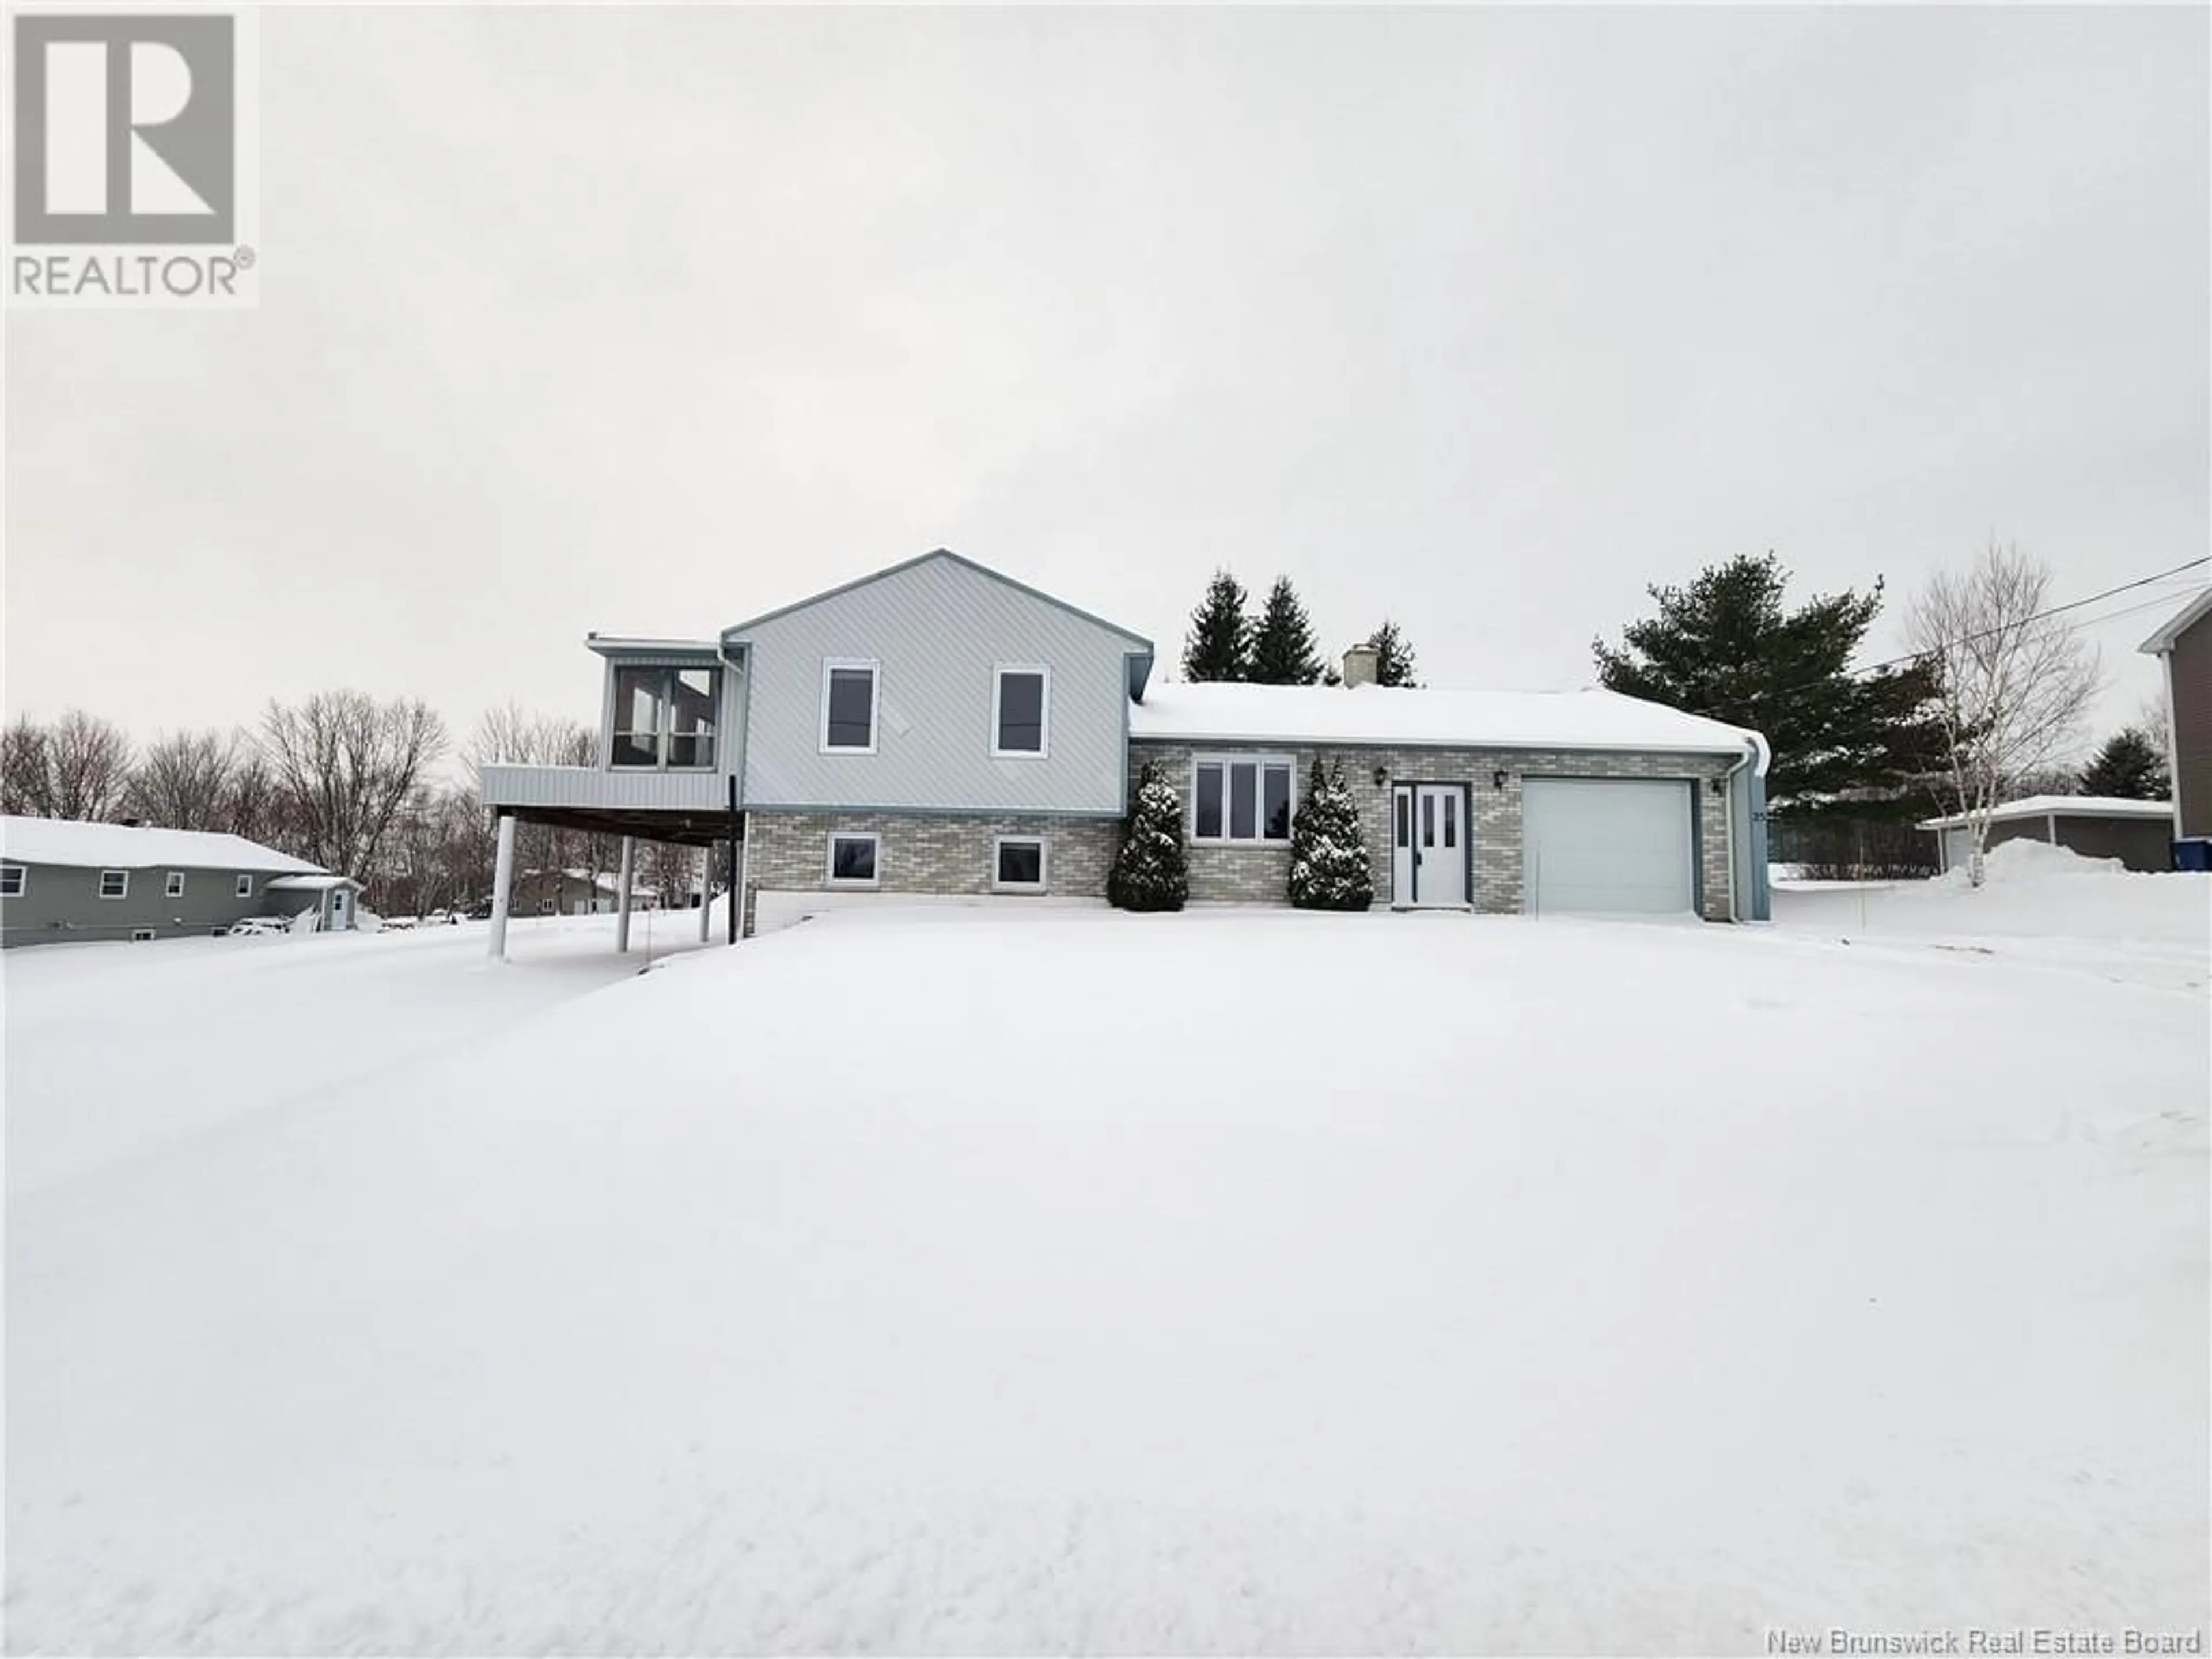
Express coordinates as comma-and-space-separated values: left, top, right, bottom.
1721, 731, 1772, 923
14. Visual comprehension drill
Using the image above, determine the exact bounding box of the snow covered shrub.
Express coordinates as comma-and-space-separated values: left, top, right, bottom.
1288, 757, 1374, 911
1109, 760, 1190, 912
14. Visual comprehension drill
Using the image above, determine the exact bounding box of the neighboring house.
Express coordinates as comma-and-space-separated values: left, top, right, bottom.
510, 868, 663, 916
0, 816, 362, 947
2139, 588, 2211, 854
478, 548, 1772, 950
1918, 796, 2177, 875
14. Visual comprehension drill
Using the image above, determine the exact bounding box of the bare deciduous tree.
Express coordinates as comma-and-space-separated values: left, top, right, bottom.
127, 729, 247, 830
262, 691, 449, 877
468, 705, 612, 903
2, 717, 54, 816
1907, 542, 2101, 886
14, 711, 139, 821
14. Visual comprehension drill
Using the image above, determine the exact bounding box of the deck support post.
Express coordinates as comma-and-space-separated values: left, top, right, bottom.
488, 813, 516, 960
615, 835, 636, 953
698, 845, 712, 941
726, 777, 741, 945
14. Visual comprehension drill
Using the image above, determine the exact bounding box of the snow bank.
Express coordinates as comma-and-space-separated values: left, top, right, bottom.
6, 910, 2205, 1650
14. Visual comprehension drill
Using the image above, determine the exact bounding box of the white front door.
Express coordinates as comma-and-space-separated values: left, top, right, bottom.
328, 889, 350, 931
1391, 783, 1468, 907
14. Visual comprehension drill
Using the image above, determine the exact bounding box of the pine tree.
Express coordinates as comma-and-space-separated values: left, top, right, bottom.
2079, 727, 2169, 800
1369, 620, 1421, 688
1287, 758, 1374, 911
1249, 576, 1325, 685
1593, 552, 1946, 817
1108, 759, 1190, 911
1182, 570, 1252, 683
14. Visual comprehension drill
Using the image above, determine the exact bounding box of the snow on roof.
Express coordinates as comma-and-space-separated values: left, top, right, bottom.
2138, 587, 2212, 653
264, 873, 365, 892
0, 816, 325, 874
1127, 681, 1766, 762
1917, 795, 2175, 831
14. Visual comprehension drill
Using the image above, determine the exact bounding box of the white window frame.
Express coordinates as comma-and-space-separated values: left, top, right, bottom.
236, 873, 254, 898
1190, 754, 1298, 845
0, 865, 24, 899
98, 869, 130, 899
819, 658, 881, 756
165, 870, 187, 899
130, 928, 156, 942
991, 835, 1048, 892
825, 831, 881, 888
989, 664, 1052, 760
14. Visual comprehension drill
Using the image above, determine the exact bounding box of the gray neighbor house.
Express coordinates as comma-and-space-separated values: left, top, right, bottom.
479, 549, 1772, 952
0, 817, 363, 948
2141, 586, 2212, 859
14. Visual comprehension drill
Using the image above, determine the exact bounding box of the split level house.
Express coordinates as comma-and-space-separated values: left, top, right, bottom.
478, 550, 1773, 949
0, 816, 364, 947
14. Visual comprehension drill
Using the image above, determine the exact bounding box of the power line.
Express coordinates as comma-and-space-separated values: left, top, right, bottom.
1681, 556, 2209, 718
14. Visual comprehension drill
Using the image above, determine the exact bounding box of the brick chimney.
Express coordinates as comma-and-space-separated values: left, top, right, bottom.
1341, 643, 1379, 688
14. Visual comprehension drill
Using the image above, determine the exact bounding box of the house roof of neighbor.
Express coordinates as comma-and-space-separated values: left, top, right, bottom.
2139, 588, 2212, 653
0, 816, 326, 874
264, 874, 366, 893
1918, 795, 2176, 831
1128, 681, 1768, 767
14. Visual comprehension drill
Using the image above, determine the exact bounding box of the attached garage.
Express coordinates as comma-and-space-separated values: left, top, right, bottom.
1522, 778, 1696, 915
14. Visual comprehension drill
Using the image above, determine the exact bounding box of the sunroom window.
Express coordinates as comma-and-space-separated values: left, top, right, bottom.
1192, 757, 1294, 843
611, 666, 719, 769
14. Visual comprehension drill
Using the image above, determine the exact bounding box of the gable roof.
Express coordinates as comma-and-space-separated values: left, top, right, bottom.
0, 816, 326, 874
1128, 681, 1767, 765
2139, 587, 2212, 653
718, 548, 1154, 650
1917, 794, 2175, 831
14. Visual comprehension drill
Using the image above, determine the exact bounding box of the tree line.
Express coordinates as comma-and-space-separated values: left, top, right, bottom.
0, 695, 720, 920
1179, 570, 1420, 688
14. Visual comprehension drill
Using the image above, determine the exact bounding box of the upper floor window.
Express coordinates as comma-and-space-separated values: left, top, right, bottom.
820, 660, 880, 754
612, 665, 719, 770
991, 665, 1050, 759
1193, 756, 1294, 843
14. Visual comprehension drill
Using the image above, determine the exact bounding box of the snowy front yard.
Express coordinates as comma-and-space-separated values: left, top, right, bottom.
6, 861, 2207, 1653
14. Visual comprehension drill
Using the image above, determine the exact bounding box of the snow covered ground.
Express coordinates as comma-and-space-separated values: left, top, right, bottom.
5, 857, 2206, 1653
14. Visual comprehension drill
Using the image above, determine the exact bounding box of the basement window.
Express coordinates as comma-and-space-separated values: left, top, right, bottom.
993, 837, 1047, 891
131, 929, 156, 942
827, 832, 879, 887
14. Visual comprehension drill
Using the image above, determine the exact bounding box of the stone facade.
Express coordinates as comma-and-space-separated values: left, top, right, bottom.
1128, 740, 1738, 920
741, 810, 1120, 935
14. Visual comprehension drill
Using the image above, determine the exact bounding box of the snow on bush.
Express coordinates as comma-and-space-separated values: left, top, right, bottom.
1287, 757, 1373, 911
1108, 760, 1189, 912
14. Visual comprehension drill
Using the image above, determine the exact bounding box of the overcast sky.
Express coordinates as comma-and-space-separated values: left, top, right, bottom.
7, 5, 2206, 764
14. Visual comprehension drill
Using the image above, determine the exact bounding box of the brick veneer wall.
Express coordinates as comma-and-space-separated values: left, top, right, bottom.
1127, 740, 1739, 919
741, 810, 1120, 935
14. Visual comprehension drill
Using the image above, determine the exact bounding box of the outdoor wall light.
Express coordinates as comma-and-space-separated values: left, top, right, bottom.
1710, 777, 1726, 795
1492, 770, 1510, 790
1373, 765, 1389, 787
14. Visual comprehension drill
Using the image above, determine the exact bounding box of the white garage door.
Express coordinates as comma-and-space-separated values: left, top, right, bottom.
1522, 778, 1695, 915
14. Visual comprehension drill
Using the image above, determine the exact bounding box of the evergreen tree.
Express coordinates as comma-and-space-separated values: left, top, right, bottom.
1287, 758, 1374, 911
1249, 576, 1326, 685
1182, 570, 1252, 683
1369, 620, 1421, 688
2078, 726, 2169, 800
1108, 760, 1190, 911
1593, 552, 1946, 817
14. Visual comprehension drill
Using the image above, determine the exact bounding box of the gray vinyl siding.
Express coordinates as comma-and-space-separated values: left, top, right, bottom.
0, 861, 287, 947
479, 763, 733, 814
734, 555, 1142, 814
2168, 611, 2211, 840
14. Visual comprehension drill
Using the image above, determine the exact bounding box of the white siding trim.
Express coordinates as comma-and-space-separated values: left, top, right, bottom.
819, 658, 882, 756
